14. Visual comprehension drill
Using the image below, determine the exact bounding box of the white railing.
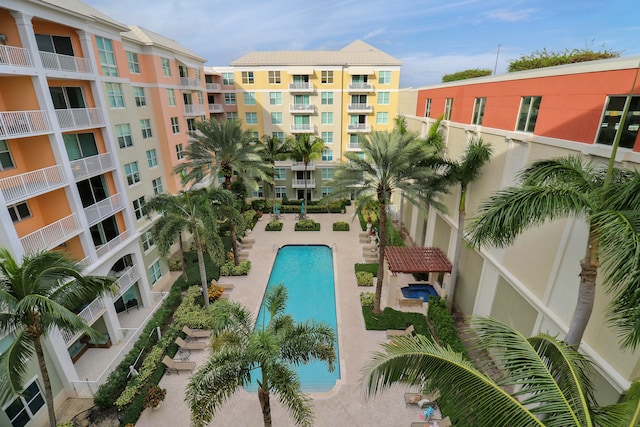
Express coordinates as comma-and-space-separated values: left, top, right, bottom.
84, 193, 125, 226
349, 83, 374, 91
95, 230, 129, 258
348, 103, 373, 112
0, 165, 66, 204
184, 104, 205, 115
348, 142, 362, 149
62, 297, 106, 344
55, 108, 104, 130
20, 213, 80, 254
290, 104, 315, 113
206, 83, 221, 91
291, 161, 315, 171
180, 77, 201, 87
39, 51, 92, 74
289, 82, 314, 91
0, 110, 51, 138
70, 152, 114, 181
111, 265, 141, 301
347, 123, 371, 133
208, 103, 224, 113
0, 45, 32, 68
292, 178, 316, 188
290, 123, 315, 133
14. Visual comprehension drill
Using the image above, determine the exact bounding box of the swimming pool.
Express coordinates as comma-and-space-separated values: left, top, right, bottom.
246, 244, 340, 392
401, 283, 438, 301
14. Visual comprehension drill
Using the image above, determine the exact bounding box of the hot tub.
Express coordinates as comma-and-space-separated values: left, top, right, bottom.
400, 283, 438, 301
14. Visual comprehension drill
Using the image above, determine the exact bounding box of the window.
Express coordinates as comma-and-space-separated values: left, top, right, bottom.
596, 95, 640, 148
243, 92, 256, 105
377, 92, 390, 105
379, 71, 391, 84
376, 112, 389, 124
50, 86, 85, 109
275, 186, 287, 198
321, 131, 333, 144
223, 93, 236, 105
161, 58, 171, 77
321, 92, 333, 105
140, 119, 152, 139
167, 89, 176, 106
271, 112, 283, 125
252, 186, 264, 198
133, 87, 146, 107
187, 118, 197, 131
322, 187, 333, 197
321, 168, 333, 179
269, 71, 281, 84
63, 133, 98, 161
142, 230, 155, 252
349, 134, 360, 148
321, 70, 333, 84
241, 71, 254, 84
146, 149, 158, 168
4, 378, 45, 427
76, 175, 108, 207
176, 144, 184, 160
8, 202, 31, 223
272, 131, 284, 141
250, 131, 259, 140
0, 140, 15, 170
245, 112, 257, 125
472, 97, 486, 125
171, 117, 180, 134
149, 260, 162, 284
35, 34, 73, 56
425, 98, 432, 118
444, 98, 453, 120
197, 91, 204, 105
222, 72, 234, 85
105, 83, 124, 108
152, 177, 163, 195
95, 36, 118, 76
115, 124, 133, 148
269, 92, 282, 105
226, 112, 238, 121
133, 196, 146, 220
89, 216, 119, 246
124, 162, 140, 185
516, 96, 542, 133
126, 51, 140, 74
321, 112, 333, 125
322, 149, 333, 161
274, 168, 286, 180
195, 68, 201, 80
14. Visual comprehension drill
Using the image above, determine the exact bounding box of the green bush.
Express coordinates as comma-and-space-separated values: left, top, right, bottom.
427, 296, 469, 359
250, 199, 270, 213
442, 68, 492, 82
360, 292, 375, 307
508, 47, 620, 72
243, 209, 257, 230
333, 221, 350, 231
355, 263, 378, 275
265, 220, 283, 231
361, 304, 430, 337
220, 260, 251, 276
356, 271, 373, 286
295, 219, 320, 231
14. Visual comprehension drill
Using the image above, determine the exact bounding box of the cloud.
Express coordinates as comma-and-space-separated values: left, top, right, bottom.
486, 8, 537, 22
362, 28, 387, 41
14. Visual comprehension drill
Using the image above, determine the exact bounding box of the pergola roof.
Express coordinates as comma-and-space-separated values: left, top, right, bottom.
385, 247, 452, 274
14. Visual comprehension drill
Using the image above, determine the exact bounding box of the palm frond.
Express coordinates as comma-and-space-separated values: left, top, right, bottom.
280, 320, 336, 370
0, 330, 34, 405
593, 378, 640, 427
518, 155, 603, 191
268, 361, 314, 427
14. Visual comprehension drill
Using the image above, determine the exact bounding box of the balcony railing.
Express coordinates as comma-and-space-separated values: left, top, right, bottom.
55, 108, 104, 130
348, 142, 362, 150
290, 104, 315, 114
291, 178, 316, 188
347, 103, 373, 113
111, 265, 141, 301
180, 77, 201, 88
0, 110, 51, 138
96, 229, 129, 258
291, 161, 315, 171
70, 152, 114, 181
206, 83, 221, 91
347, 123, 371, 133
208, 103, 224, 113
0, 45, 33, 68
0, 165, 66, 204
348, 83, 374, 92
288, 82, 314, 92
184, 104, 205, 116
84, 193, 125, 226
39, 51, 92, 74
62, 296, 106, 344
290, 123, 315, 133
20, 213, 81, 254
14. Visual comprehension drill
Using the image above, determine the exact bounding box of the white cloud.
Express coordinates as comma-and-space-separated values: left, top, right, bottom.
486, 8, 537, 22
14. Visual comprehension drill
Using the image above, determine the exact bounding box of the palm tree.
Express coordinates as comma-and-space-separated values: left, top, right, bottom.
445, 138, 492, 310
363, 316, 640, 426
177, 118, 269, 265
260, 134, 290, 210
330, 130, 451, 314
146, 189, 225, 310
467, 156, 640, 349
285, 133, 325, 208
0, 249, 113, 427
186, 284, 336, 427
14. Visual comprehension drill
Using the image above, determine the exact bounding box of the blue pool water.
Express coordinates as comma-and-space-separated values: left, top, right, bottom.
401, 283, 438, 301
245, 245, 340, 392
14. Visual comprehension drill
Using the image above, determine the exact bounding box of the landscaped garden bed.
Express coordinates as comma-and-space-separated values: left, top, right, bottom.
265, 220, 283, 231
295, 218, 320, 231
333, 221, 350, 231
360, 292, 430, 336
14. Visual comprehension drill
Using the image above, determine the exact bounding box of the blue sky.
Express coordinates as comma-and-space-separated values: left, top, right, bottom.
85, 0, 640, 88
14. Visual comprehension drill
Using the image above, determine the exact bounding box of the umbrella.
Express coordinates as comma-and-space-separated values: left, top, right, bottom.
301, 202, 305, 215
274, 203, 279, 215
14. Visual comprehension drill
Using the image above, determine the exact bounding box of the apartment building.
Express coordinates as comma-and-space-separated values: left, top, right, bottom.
397, 56, 640, 404
205, 41, 402, 201
0, 1, 206, 425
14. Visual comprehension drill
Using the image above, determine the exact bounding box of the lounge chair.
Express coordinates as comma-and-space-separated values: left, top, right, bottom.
182, 326, 212, 341
386, 324, 415, 338
175, 336, 207, 351
404, 392, 422, 406
162, 355, 196, 374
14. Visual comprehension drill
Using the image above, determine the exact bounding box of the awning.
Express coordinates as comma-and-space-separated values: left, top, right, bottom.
288, 68, 315, 75
347, 68, 375, 75
385, 247, 452, 274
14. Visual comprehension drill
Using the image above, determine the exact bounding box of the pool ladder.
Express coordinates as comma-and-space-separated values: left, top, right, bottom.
331, 243, 337, 252
272, 243, 280, 252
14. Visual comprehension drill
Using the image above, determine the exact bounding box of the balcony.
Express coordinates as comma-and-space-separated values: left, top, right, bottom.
290, 104, 315, 114
290, 123, 316, 134
348, 142, 362, 150
347, 103, 373, 113
20, 213, 81, 254
291, 161, 315, 171
208, 103, 224, 113
0, 45, 33, 68
96, 229, 130, 258
184, 104, 205, 116
348, 83, 374, 93
179, 77, 201, 88
206, 83, 221, 91
55, 108, 104, 131
111, 265, 141, 302
0, 110, 51, 139
291, 178, 316, 189
84, 193, 125, 226
70, 152, 115, 181
62, 297, 106, 344
288, 82, 315, 93
39, 51, 92, 74
347, 123, 371, 133
0, 165, 66, 204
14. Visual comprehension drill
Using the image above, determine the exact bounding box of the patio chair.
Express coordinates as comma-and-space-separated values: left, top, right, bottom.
175, 336, 207, 351
386, 324, 415, 338
182, 326, 212, 341
162, 355, 196, 374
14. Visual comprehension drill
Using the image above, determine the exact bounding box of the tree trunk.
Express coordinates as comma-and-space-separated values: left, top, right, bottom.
34, 336, 57, 427
258, 387, 272, 427
224, 176, 241, 266
374, 199, 388, 314
448, 185, 467, 311
196, 240, 210, 310
303, 163, 309, 216
565, 233, 599, 347
179, 231, 187, 281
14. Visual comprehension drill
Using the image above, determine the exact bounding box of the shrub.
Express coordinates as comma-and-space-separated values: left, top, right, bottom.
243, 209, 257, 230
333, 221, 350, 231
265, 220, 283, 231
360, 292, 375, 307
142, 385, 167, 409
355, 263, 378, 275
208, 284, 224, 302
295, 219, 320, 231
442, 68, 492, 82
220, 260, 251, 276
427, 296, 469, 359
360, 304, 431, 337
508, 47, 621, 72
356, 271, 373, 286
250, 199, 270, 213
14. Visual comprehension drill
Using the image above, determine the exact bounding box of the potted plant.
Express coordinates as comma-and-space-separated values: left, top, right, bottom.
143, 384, 167, 410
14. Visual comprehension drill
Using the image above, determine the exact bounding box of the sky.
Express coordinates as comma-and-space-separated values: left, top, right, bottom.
84, 0, 640, 88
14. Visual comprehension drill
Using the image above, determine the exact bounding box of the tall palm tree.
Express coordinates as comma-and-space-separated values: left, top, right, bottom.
146, 189, 225, 310
186, 284, 336, 427
177, 118, 269, 265
467, 156, 640, 349
445, 138, 493, 310
330, 130, 451, 314
260, 134, 290, 210
363, 316, 640, 426
285, 133, 325, 208
0, 249, 113, 427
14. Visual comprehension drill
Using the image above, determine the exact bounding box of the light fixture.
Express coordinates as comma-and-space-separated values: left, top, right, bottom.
0, 34, 7, 45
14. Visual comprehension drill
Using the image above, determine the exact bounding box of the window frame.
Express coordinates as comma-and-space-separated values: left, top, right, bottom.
516, 96, 542, 133
595, 95, 640, 148
161, 58, 171, 77
105, 83, 124, 108
133, 87, 146, 107
146, 149, 158, 168
124, 161, 140, 186
95, 36, 118, 76
444, 98, 454, 121
321, 131, 333, 144
166, 89, 176, 106
140, 119, 152, 139
269, 92, 282, 105
472, 97, 486, 125
321, 92, 333, 105
149, 259, 162, 284
8, 201, 31, 223
321, 70, 334, 84
142, 230, 155, 252
133, 196, 146, 220
224, 93, 236, 105
170, 117, 180, 134
176, 144, 185, 160
268, 71, 281, 84
379, 71, 391, 84
321, 149, 333, 161
425, 98, 432, 118
245, 112, 258, 125
115, 124, 133, 148
271, 112, 283, 125
243, 92, 256, 105
241, 71, 255, 84
0, 139, 16, 170
3, 377, 45, 427
376, 112, 389, 124
377, 92, 390, 105
321, 112, 333, 125
151, 177, 163, 195
222, 72, 234, 86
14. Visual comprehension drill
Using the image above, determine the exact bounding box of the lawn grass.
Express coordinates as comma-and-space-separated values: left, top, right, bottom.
362, 305, 431, 337
355, 263, 378, 275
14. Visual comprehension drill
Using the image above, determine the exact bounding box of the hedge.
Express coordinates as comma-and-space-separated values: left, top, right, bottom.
355, 263, 378, 275
427, 296, 469, 359
360, 293, 430, 337
295, 219, 320, 231
333, 221, 350, 231
265, 220, 283, 231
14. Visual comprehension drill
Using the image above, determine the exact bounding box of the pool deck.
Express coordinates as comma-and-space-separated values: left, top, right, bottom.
137, 206, 443, 427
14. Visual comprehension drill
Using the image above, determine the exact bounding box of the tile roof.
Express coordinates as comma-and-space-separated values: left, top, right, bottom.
385, 247, 452, 274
